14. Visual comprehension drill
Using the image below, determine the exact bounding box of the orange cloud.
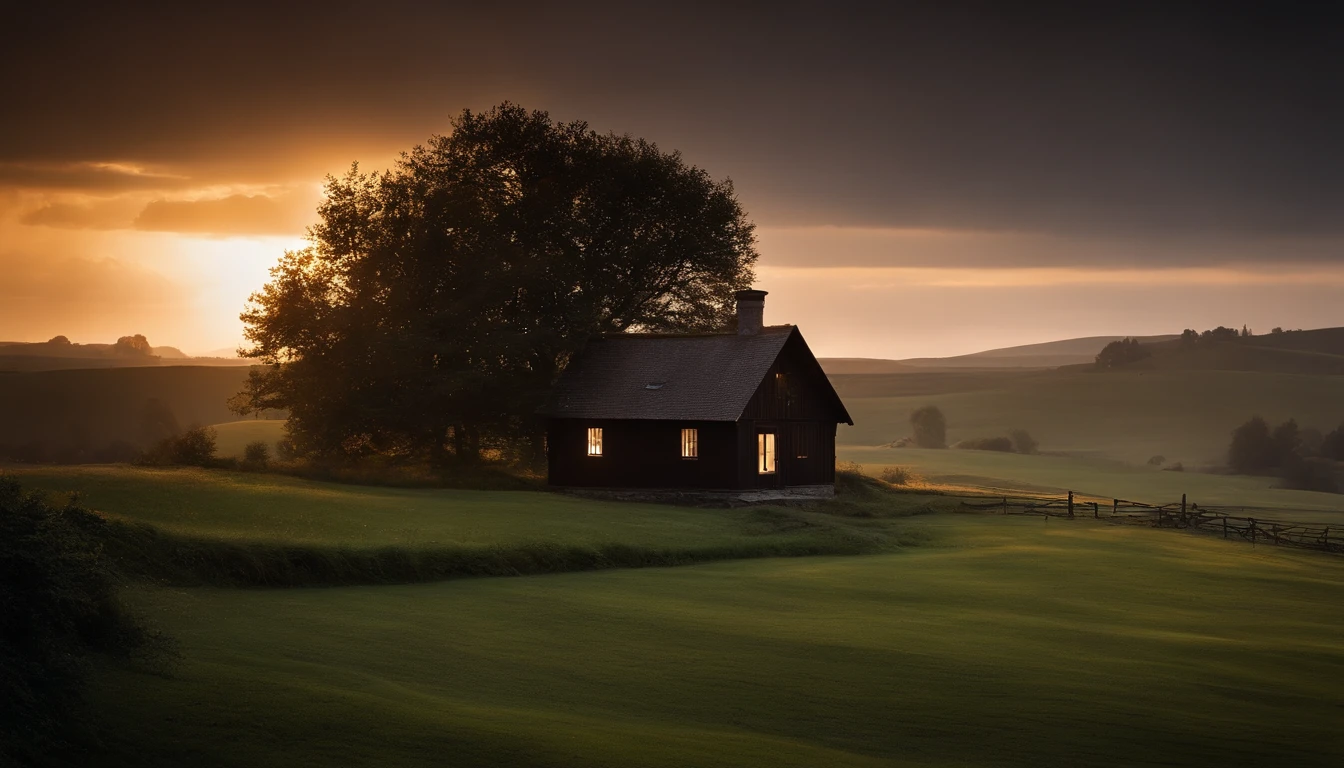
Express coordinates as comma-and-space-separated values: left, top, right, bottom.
133, 192, 316, 237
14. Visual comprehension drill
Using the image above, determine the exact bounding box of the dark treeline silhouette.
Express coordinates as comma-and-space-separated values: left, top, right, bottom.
1228, 416, 1344, 493
1090, 326, 1344, 374
1095, 337, 1151, 369
231, 103, 757, 466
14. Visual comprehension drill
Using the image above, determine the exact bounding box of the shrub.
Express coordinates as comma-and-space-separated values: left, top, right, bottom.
1009, 429, 1038, 455
878, 466, 914, 485
141, 426, 218, 467
953, 436, 1014, 452
1278, 455, 1339, 493
0, 477, 170, 763
1162, 462, 1185, 472
1321, 424, 1344, 461
909, 406, 946, 449
242, 440, 271, 468
1147, 455, 1166, 466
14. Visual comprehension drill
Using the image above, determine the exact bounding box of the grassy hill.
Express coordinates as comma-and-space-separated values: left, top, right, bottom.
1098, 328, 1344, 375
837, 446, 1344, 521
83, 513, 1344, 767
8, 465, 884, 552
834, 368, 1344, 465
821, 334, 1179, 373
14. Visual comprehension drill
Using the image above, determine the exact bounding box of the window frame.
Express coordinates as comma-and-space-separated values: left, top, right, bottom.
586, 427, 603, 457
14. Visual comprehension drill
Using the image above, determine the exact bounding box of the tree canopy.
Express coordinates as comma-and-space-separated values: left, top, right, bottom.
233, 104, 758, 462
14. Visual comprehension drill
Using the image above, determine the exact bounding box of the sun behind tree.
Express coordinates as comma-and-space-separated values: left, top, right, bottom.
232, 103, 758, 465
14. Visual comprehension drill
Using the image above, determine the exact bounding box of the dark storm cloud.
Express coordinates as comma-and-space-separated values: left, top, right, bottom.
5, 2, 1343, 252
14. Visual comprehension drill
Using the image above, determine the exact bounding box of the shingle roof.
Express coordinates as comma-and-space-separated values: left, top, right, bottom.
540, 326, 796, 421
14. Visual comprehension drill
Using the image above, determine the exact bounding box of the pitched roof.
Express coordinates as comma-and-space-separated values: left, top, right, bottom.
540, 326, 798, 421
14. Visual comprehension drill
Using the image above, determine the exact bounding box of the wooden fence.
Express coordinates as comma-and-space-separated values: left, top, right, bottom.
959, 491, 1344, 555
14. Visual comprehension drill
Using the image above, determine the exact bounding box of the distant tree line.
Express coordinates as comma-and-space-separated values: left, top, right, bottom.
889, 406, 1038, 454
1095, 337, 1151, 369
1227, 416, 1344, 493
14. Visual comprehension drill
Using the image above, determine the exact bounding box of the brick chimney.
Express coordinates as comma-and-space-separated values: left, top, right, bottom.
735, 289, 768, 335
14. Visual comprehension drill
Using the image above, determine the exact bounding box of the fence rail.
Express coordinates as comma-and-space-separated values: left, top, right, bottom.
958, 491, 1344, 555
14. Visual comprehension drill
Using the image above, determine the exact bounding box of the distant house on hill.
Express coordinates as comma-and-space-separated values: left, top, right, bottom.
540, 290, 853, 498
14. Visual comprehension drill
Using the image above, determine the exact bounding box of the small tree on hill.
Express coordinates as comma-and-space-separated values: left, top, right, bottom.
1228, 416, 1275, 474
1009, 429, 1038, 455
910, 406, 947, 449
1095, 338, 1150, 369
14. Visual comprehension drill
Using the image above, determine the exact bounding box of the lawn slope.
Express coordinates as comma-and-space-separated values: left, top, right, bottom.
88, 516, 1344, 767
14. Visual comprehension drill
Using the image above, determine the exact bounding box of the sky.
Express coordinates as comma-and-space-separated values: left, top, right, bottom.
4, 1, 1342, 358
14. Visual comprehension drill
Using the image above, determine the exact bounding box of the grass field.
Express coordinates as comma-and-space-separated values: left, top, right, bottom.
834, 369, 1344, 465
838, 447, 1344, 522
87, 515, 1344, 767
6, 464, 887, 551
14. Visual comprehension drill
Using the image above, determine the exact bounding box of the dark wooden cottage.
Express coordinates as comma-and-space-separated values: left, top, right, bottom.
540, 290, 853, 494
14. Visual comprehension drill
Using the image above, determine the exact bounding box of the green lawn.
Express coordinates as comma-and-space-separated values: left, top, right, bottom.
6, 464, 873, 551
838, 446, 1344, 522
91, 515, 1344, 767
836, 369, 1344, 465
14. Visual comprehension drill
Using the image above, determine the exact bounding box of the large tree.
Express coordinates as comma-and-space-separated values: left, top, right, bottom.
233, 104, 757, 462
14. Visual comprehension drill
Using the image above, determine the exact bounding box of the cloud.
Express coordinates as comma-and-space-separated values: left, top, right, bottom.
0, 161, 190, 192
3, 3, 1342, 243
133, 192, 316, 237
20, 197, 144, 230
0, 249, 185, 342
756, 227, 1344, 269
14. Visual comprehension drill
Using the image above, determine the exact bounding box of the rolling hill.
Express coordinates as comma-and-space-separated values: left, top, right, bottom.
821, 334, 1179, 373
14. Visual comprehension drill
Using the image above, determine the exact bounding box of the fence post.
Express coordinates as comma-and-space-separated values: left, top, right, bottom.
1068, 491, 1074, 519
1092, 502, 1099, 519
1113, 499, 1118, 517
1002, 496, 1007, 515
1249, 517, 1256, 544
1180, 493, 1187, 525
1223, 516, 1228, 539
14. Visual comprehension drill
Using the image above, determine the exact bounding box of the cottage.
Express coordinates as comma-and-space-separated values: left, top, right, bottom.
540, 290, 853, 496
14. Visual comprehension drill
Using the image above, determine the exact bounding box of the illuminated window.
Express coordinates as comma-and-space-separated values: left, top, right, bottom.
681, 428, 698, 459
587, 427, 603, 456
757, 432, 776, 474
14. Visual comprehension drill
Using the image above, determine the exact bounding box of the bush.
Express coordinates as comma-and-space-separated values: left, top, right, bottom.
953, 436, 1014, 452
0, 477, 170, 764
1009, 429, 1037, 455
1278, 455, 1340, 493
141, 425, 218, 467
1162, 462, 1185, 472
909, 406, 946, 449
242, 440, 271, 468
1322, 424, 1344, 461
878, 466, 914, 485
1147, 455, 1166, 466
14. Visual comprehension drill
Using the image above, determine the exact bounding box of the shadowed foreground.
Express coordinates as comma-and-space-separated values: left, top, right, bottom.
84, 516, 1344, 767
